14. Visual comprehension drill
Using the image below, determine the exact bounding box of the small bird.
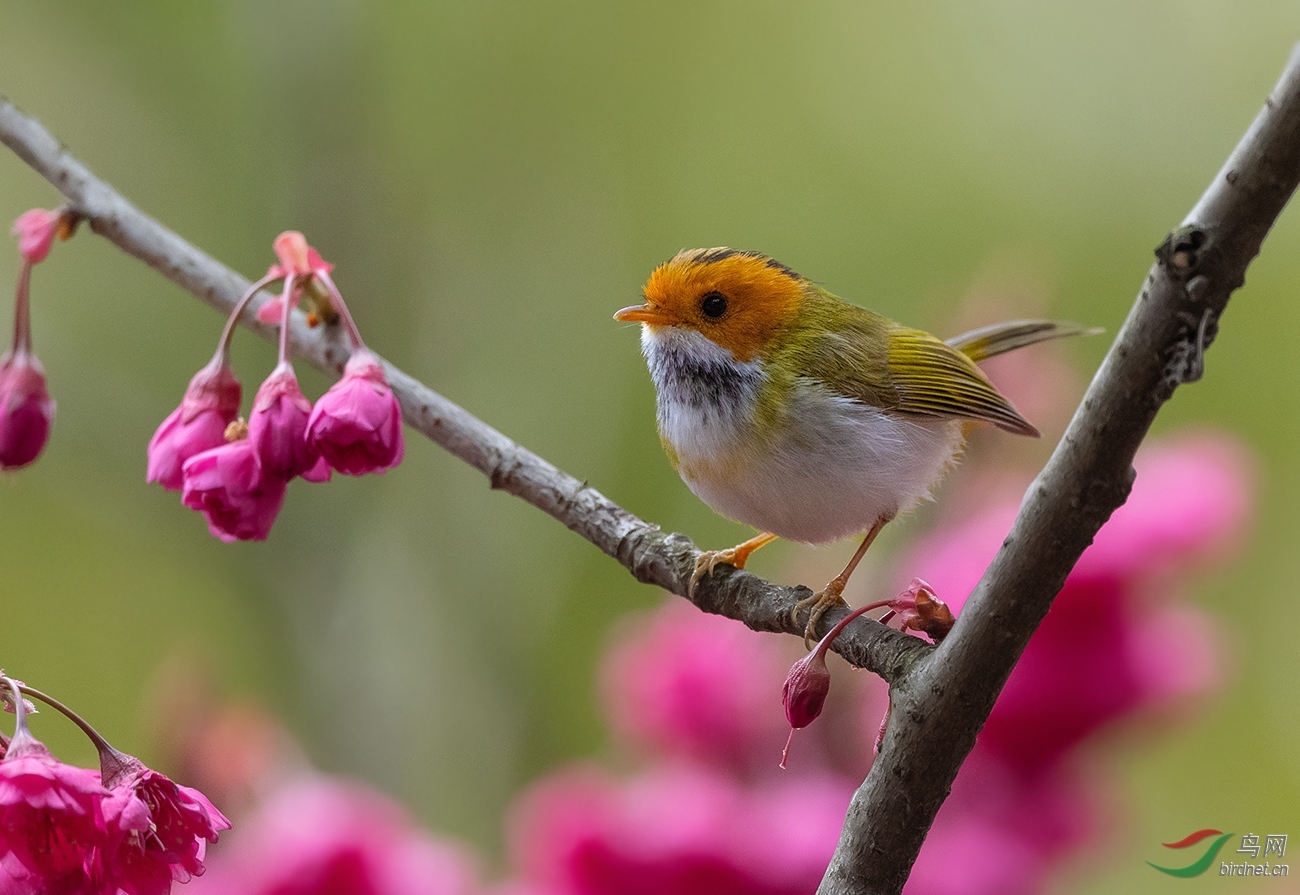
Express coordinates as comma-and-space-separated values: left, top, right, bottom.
616, 247, 1092, 644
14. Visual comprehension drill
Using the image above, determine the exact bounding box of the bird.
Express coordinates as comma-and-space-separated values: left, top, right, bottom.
615, 247, 1094, 645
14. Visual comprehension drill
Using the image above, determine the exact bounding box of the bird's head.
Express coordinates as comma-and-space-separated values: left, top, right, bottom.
615, 248, 809, 363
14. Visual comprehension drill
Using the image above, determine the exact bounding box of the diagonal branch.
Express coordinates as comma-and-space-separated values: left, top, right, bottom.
0, 96, 930, 687
817, 44, 1300, 894
7, 40, 1299, 893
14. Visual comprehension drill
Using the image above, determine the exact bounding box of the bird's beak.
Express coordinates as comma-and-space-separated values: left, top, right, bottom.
614, 303, 672, 326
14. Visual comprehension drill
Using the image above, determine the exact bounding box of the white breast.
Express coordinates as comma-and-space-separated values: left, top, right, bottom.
642, 327, 965, 544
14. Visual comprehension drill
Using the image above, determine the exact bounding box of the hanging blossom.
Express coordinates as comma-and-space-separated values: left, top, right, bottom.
0, 675, 228, 893
148, 231, 405, 541
1, 208, 72, 470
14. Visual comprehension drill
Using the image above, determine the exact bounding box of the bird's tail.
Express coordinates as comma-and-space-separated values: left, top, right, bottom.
946, 320, 1102, 363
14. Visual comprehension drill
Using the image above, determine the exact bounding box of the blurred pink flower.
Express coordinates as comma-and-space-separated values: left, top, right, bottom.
0, 349, 54, 470
181, 439, 288, 542
507, 765, 850, 895
898, 432, 1249, 773
187, 776, 479, 895
307, 348, 405, 476
905, 432, 1252, 604
1074, 433, 1252, 580
906, 753, 1092, 895
249, 362, 324, 481
147, 358, 242, 490
0, 725, 108, 882
11, 209, 60, 265
600, 601, 786, 767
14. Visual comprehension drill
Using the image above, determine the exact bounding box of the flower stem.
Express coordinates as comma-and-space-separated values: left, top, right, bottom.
11, 680, 114, 755
212, 271, 282, 367
277, 274, 297, 365
9, 260, 32, 357
2, 677, 27, 739
812, 599, 895, 660
317, 271, 365, 351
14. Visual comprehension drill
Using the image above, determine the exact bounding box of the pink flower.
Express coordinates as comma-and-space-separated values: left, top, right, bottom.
185, 776, 479, 895
0, 349, 54, 470
257, 232, 334, 323
147, 358, 241, 490
901, 432, 1252, 609
905, 752, 1092, 895
248, 362, 325, 481
307, 349, 404, 476
0, 854, 35, 895
11, 209, 60, 265
507, 765, 850, 895
181, 439, 288, 542
99, 750, 230, 891
270, 231, 333, 279
600, 601, 786, 767
1073, 433, 1252, 581
898, 433, 1249, 772
0, 724, 108, 882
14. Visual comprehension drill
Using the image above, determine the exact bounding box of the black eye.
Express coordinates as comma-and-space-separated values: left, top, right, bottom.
700, 292, 728, 318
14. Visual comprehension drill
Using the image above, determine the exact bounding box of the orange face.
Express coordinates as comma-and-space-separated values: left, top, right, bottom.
615, 248, 808, 363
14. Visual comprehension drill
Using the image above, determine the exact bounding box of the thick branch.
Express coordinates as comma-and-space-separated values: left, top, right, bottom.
0, 97, 929, 685
818, 45, 1300, 895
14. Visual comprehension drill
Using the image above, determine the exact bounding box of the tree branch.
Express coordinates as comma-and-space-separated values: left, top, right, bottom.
7, 42, 1298, 893
0, 96, 930, 686
817, 44, 1300, 894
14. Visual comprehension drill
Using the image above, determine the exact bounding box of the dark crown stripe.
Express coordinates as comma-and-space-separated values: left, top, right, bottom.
691, 247, 803, 282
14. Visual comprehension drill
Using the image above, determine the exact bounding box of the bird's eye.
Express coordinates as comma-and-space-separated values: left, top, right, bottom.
700, 292, 728, 318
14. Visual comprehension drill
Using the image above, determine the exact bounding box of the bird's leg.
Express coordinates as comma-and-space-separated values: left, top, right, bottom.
689, 532, 779, 596
793, 516, 889, 648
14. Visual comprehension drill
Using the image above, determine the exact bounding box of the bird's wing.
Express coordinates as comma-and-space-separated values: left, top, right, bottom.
884, 326, 1039, 436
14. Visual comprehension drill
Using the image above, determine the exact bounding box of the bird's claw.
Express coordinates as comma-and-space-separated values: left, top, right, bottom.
689, 549, 735, 597
687, 533, 778, 598
792, 579, 848, 649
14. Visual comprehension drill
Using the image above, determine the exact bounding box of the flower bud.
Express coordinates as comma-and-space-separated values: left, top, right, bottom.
889, 578, 955, 643
147, 359, 241, 490
307, 348, 404, 475
781, 651, 831, 730
181, 439, 289, 542
0, 350, 54, 470
248, 363, 324, 481
11, 209, 60, 265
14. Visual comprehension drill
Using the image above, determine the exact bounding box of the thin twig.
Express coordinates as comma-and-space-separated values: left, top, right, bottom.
0, 96, 929, 686
817, 44, 1300, 895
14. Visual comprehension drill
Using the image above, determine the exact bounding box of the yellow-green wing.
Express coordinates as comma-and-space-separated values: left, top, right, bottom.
885, 326, 1039, 436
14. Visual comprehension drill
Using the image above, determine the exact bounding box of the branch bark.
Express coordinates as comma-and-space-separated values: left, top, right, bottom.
3, 42, 1298, 894
0, 97, 930, 686
817, 45, 1300, 894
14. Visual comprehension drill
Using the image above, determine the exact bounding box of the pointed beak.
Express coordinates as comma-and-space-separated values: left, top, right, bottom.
614, 303, 672, 326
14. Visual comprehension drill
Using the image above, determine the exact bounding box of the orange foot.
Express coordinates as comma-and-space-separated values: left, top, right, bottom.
688, 532, 778, 596
792, 577, 850, 649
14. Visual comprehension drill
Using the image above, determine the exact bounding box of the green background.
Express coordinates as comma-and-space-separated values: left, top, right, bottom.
1, 2, 1297, 891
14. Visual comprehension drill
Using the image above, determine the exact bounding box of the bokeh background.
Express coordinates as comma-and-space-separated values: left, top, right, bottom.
1, 2, 1298, 891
